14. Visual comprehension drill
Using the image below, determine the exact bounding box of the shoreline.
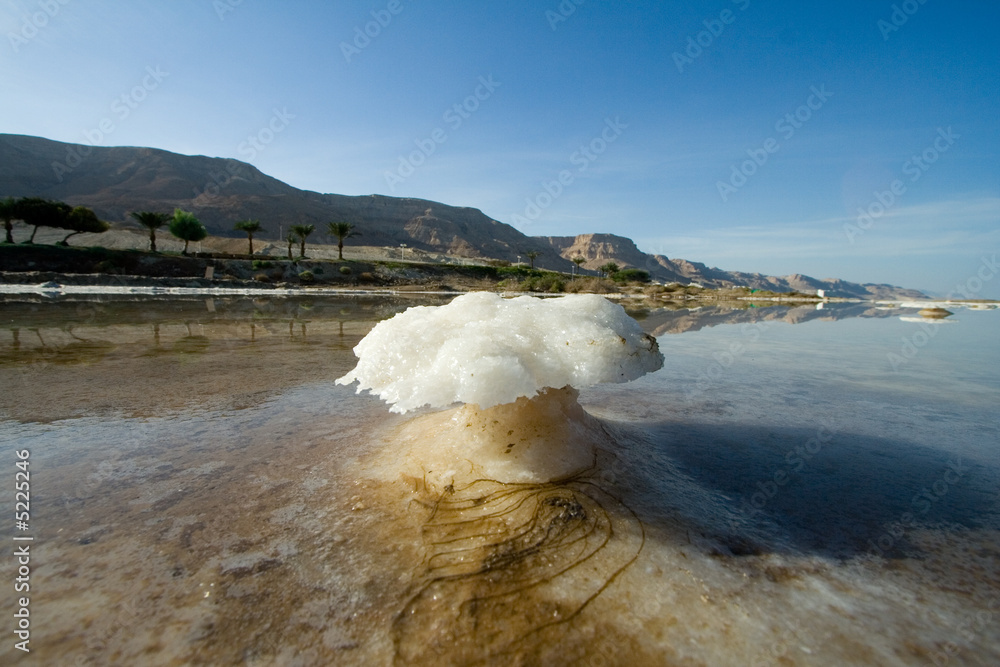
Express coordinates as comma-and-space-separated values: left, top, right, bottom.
0, 237, 930, 301
1, 274, 996, 310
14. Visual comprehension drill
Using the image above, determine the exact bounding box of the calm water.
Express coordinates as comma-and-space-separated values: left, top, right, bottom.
1, 295, 997, 666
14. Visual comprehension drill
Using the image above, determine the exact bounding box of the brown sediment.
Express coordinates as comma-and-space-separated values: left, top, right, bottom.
392, 467, 645, 665
918, 307, 953, 319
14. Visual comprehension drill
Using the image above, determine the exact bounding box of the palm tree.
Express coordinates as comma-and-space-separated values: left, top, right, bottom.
169, 209, 208, 255
129, 211, 170, 252
1, 196, 17, 244
290, 224, 314, 258
524, 250, 541, 270
572, 256, 586, 276
599, 261, 620, 278
234, 219, 264, 255
327, 221, 359, 260
285, 231, 296, 260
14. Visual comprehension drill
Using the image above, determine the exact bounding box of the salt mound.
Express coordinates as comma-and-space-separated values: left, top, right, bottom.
336, 292, 663, 412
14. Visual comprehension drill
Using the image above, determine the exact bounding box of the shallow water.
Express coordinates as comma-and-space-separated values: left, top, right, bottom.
1, 296, 997, 665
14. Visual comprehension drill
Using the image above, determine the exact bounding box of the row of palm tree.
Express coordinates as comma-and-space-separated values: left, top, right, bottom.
516, 251, 592, 276
129, 212, 359, 260
5, 200, 603, 274
598, 261, 620, 277
280, 223, 359, 260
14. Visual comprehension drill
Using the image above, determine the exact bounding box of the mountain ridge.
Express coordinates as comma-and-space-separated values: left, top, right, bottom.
0, 133, 924, 299
541, 233, 923, 299
0, 133, 566, 269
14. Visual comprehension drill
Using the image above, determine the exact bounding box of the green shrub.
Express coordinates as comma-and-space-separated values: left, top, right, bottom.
298, 270, 315, 283
251, 260, 273, 270
546, 277, 566, 293
458, 265, 497, 278
253, 272, 271, 282
611, 269, 651, 283
497, 266, 536, 278
339, 265, 352, 275
519, 275, 565, 293
565, 277, 618, 294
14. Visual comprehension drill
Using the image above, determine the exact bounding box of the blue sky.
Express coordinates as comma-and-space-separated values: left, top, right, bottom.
2, 0, 998, 297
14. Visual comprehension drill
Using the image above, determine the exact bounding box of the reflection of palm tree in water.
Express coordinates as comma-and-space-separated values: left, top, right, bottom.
287, 320, 308, 339
393, 466, 644, 665
17, 326, 115, 366
64, 324, 86, 342
174, 322, 209, 355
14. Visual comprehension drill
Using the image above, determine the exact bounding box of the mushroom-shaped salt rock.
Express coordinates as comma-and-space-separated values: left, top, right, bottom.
337, 293, 663, 488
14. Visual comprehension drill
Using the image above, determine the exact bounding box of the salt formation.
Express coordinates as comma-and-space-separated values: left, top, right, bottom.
337, 292, 663, 488
336, 292, 663, 412
337, 293, 663, 661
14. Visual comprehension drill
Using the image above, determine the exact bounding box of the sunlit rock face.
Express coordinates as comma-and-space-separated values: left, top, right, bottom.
336, 292, 664, 413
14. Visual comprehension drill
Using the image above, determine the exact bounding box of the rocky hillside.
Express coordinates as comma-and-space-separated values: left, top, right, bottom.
1, 133, 924, 298
0, 134, 570, 271
542, 233, 925, 299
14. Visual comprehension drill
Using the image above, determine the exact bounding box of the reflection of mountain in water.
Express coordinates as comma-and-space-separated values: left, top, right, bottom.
0, 295, 451, 421
0, 293, 450, 330
0, 296, 916, 421
637, 302, 900, 336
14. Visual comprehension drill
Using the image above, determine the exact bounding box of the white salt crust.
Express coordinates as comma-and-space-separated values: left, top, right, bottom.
336, 292, 664, 412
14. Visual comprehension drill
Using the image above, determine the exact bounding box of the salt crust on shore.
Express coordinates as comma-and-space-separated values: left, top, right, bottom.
336, 292, 664, 412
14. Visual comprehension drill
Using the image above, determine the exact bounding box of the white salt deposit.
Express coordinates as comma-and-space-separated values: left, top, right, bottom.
336, 292, 664, 412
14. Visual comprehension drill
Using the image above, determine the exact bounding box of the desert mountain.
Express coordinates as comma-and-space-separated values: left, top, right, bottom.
543, 233, 925, 299
0, 134, 924, 298
0, 133, 566, 270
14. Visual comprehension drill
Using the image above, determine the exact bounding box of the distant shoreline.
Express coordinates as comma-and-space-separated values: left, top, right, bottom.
2, 241, 986, 305
0, 242, 826, 301
2, 273, 995, 311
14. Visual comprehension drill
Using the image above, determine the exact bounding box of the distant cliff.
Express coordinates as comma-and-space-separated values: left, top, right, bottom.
541, 233, 925, 299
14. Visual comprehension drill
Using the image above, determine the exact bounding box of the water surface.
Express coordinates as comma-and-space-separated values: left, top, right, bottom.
1, 296, 997, 665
